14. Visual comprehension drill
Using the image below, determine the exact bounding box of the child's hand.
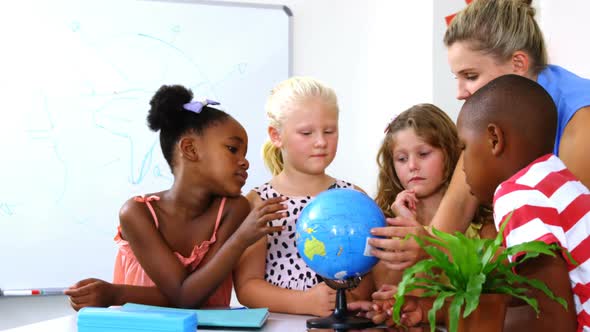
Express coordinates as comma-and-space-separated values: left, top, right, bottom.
349, 295, 425, 329
348, 300, 391, 326
305, 282, 337, 317
372, 285, 425, 328
361, 295, 423, 327
391, 190, 418, 218
365, 284, 397, 326
369, 216, 429, 270
64, 278, 117, 311
347, 300, 375, 318
348, 301, 387, 325
394, 296, 425, 328
237, 196, 287, 247
372, 283, 398, 301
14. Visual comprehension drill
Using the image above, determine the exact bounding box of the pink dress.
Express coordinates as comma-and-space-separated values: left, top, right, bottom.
113, 195, 232, 308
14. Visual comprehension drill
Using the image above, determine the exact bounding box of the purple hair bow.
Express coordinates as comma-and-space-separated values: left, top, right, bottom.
183, 99, 220, 114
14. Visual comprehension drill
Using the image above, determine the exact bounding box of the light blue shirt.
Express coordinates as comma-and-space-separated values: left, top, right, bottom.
537, 64, 590, 155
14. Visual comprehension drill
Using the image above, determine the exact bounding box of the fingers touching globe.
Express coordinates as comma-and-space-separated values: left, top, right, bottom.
368, 217, 429, 270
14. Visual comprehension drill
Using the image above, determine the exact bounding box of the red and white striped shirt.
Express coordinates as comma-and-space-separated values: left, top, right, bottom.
494, 154, 590, 332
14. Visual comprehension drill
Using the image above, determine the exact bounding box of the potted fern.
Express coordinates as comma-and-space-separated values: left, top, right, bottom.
392, 213, 572, 332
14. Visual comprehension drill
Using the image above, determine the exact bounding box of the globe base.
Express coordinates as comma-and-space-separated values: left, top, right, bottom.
306, 314, 375, 331
306, 288, 375, 331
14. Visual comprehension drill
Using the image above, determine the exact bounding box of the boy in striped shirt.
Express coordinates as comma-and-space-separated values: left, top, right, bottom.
457, 74, 590, 331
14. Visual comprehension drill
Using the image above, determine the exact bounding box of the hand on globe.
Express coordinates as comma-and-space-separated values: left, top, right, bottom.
236, 196, 287, 247
368, 216, 429, 270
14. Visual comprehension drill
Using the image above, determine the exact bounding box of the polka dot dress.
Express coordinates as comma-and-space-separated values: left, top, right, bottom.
253, 180, 354, 290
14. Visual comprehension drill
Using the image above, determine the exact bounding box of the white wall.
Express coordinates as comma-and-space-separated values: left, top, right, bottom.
228, 0, 433, 196
0, 1, 433, 329
536, 0, 590, 78
432, 0, 467, 121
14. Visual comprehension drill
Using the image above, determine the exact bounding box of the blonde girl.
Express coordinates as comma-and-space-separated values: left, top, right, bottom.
234, 77, 372, 317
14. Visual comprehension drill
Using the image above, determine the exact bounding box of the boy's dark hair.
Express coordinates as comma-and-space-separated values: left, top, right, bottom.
462, 74, 557, 159
147, 85, 230, 171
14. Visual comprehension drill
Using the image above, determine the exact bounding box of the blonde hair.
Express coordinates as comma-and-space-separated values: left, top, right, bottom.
262, 76, 339, 175
444, 0, 547, 75
375, 104, 460, 218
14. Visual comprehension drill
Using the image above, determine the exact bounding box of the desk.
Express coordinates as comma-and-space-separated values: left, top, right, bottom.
3, 313, 442, 332
3, 312, 314, 332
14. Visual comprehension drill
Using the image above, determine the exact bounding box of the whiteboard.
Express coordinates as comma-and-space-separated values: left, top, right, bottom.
0, 0, 291, 290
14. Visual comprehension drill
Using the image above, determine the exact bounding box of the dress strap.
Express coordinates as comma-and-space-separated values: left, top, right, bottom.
209, 197, 227, 243
133, 195, 161, 228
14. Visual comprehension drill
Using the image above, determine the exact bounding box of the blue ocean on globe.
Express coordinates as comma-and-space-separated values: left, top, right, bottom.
296, 188, 386, 280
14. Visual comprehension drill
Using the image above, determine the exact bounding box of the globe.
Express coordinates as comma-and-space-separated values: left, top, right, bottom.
296, 188, 386, 281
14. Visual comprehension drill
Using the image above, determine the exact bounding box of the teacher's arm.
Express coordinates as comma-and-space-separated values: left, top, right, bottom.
558, 106, 590, 188
429, 152, 479, 233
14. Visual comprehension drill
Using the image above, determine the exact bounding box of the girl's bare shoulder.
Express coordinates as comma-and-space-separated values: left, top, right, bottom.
221, 195, 251, 223
119, 194, 158, 223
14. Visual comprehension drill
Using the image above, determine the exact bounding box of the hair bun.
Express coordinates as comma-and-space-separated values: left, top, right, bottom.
519, 0, 536, 16
147, 85, 193, 131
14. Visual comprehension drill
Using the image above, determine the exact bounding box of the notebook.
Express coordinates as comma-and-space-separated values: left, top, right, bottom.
78, 307, 197, 332
122, 303, 270, 328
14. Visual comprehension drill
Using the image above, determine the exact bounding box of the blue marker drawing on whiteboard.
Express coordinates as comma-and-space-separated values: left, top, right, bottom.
0, 203, 17, 216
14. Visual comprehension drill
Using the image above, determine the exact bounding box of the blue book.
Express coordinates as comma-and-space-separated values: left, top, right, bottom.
78, 307, 197, 332
122, 303, 270, 328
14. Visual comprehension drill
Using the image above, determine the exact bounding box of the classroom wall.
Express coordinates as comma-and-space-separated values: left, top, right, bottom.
236, 0, 434, 197
432, 0, 466, 121
0, 1, 433, 329
536, 0, 590, 78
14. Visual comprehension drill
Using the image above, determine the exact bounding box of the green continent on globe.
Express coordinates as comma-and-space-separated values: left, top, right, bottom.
303, 236, 326, 260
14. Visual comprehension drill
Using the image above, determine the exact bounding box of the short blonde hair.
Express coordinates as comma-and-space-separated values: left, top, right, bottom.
444, 0, 547, 75
262, 77, 339, 175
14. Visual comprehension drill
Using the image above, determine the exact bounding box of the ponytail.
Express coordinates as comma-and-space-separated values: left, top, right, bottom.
262, 140, 284, 175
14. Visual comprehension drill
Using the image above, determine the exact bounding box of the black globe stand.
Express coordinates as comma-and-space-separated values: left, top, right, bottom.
306, 287, 375, 331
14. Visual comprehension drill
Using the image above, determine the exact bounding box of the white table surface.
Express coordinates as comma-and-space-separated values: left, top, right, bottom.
2, 312, 318, 332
